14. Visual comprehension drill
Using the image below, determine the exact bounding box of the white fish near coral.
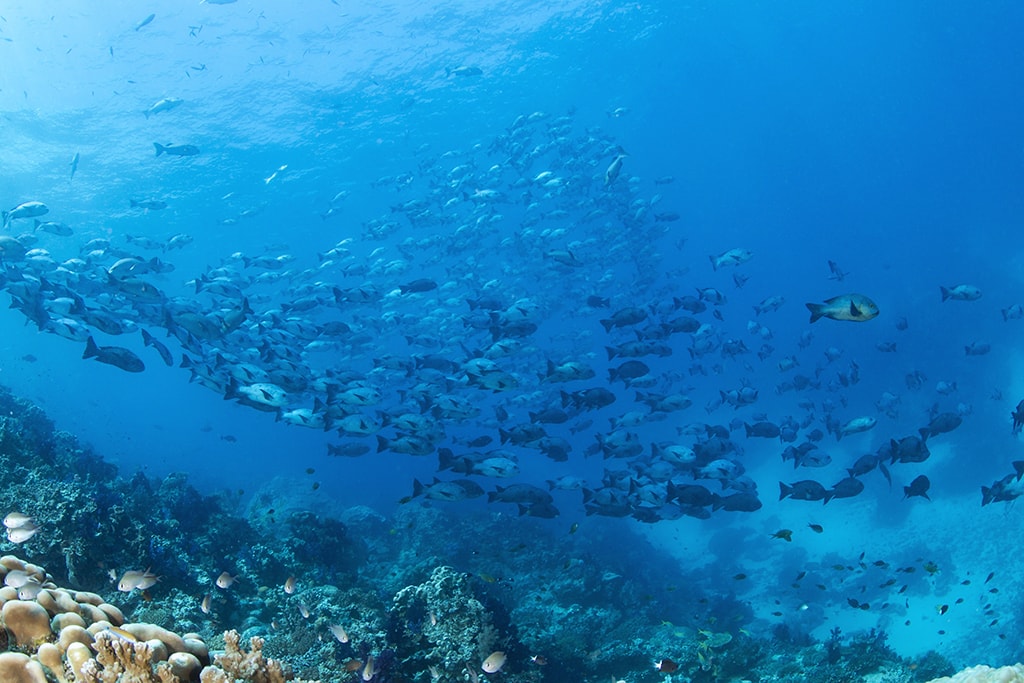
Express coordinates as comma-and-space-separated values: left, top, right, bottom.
6, 521, 40, 543
329, 624, 349, 644
482, 651, 507, 674
3, 512, 34, 529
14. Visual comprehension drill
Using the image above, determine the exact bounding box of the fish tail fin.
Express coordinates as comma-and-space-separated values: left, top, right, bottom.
599, 319, 613, 333
805, 303, 824, 323
154, 143, 165, 157
376, 435, 388, 453
33, 219, 41, 232
981, 486, 992, 506
1013, 461, 1024, 480
141, 328, 154, 346
708, 255, 717, 271
83, 336, 99, 360
940, 286, 950, 302
779, 482, 791, 500
412, 479, 424, 498
918, 427, 930, 441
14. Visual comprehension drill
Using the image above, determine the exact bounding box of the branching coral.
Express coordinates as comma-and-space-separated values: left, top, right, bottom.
200, 629, 317, 683
79, 631, 178, 683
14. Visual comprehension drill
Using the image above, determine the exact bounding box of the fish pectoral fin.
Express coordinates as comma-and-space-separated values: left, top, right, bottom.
849, 301, 861, 317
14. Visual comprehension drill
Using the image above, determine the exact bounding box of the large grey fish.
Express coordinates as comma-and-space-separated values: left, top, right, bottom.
805, 294, 879, 323
83, 337, 145, 373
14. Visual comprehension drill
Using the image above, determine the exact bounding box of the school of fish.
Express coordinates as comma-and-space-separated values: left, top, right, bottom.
0, 104, 1017, 529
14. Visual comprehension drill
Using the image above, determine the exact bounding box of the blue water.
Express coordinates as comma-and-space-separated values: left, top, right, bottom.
2, 0, 1024, 672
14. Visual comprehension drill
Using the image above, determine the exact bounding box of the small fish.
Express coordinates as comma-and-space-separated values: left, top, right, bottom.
3, 512, 34, 529
283, 576, 296, 594
297, 601, 310, 619
154, 142, 200, 157
135, 13, 156, 31
216, 571, 235, 589
6, 521, 41, 543
329, 624, 349, 643
481, 652, 507, 674
70, 152, 79, 179
770, 529, 793, 542
808, 523, 824, 533
937, 604, 949, 615
362, 655, 376, 682
604, 153, 627, 185
733, 573, 747, 581
144, 97, 183, 119
654, 658, 678, 673
264, 164, 287, 184
529, 655, 547, 666
445, 65, 483, 77
200, 594, 212, 614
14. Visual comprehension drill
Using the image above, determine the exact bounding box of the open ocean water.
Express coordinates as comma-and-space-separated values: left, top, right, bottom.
2, 0, 1024, 678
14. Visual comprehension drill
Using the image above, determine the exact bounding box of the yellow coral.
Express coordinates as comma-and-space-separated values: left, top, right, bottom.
201, 630, 307, 683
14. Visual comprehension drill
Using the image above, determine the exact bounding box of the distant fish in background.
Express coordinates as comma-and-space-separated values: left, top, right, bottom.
154, 142, 199, 157
445, 65, 482, 77
827, 259, 849, 281
134, 13, 156, 31
143, 97, 183, 119
69, 152, 79, 180
604, 152, 627, 185
940, 284, 982, 301
709, 247, 753, 271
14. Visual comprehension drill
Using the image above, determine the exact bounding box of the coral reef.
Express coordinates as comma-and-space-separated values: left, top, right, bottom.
0, 553, 320, 682
926, 665, 1024, 683
0, 385, 975, 682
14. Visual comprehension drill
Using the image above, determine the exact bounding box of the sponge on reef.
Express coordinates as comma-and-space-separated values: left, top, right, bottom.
928, 665, 1024, 683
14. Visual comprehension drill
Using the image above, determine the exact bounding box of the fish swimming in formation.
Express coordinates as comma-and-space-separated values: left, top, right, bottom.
2, 201, 49, 229
83, 336, 145, 373
805, 294, 879, 323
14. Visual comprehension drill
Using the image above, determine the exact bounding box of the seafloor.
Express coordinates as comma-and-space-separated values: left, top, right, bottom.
0, 383, 981, 682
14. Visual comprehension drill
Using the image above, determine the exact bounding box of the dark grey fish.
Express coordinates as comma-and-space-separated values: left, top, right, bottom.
903, 475, 931, 501
141, 329, 173, 366
779, 480, 828, 502
83, 336, 144, 373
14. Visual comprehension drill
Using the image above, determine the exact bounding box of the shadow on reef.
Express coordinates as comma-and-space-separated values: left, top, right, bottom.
0, 385, 963, 682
